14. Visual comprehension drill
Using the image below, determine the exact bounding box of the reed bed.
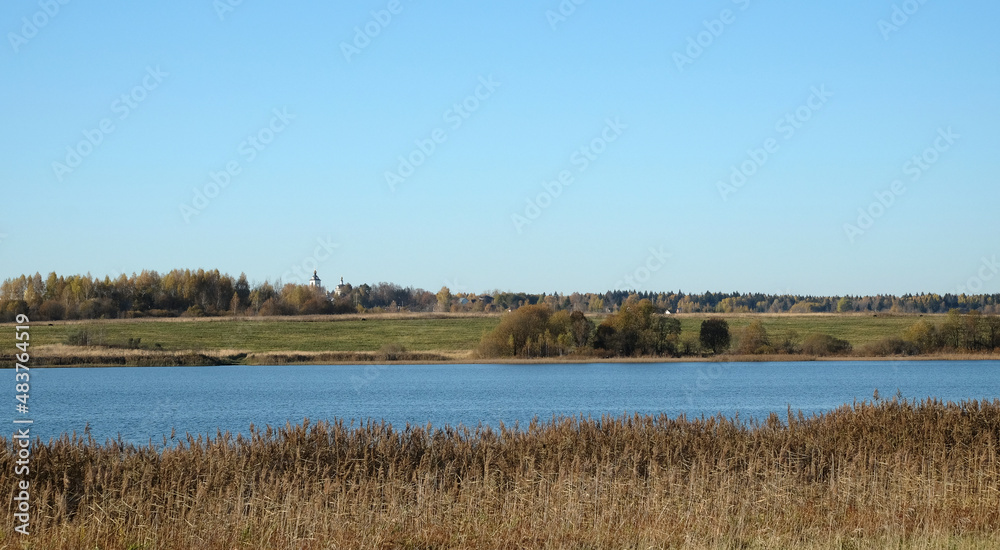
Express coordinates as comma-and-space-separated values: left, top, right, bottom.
3, 398, 999, 549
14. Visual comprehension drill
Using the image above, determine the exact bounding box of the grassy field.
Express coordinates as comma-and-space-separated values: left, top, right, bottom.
4, 312, 959, 366
7, 397, 999, 549
675, 313, 925, 347
22, 314, 499, 353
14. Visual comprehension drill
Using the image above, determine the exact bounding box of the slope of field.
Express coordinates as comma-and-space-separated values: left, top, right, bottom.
24, 314, 499, 353
6, 312, 954, 366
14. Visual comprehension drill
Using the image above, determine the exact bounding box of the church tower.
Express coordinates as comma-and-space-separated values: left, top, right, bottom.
308, 270, 322, 289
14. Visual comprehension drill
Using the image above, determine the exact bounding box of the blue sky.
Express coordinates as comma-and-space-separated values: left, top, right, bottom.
2, 0, 998, 296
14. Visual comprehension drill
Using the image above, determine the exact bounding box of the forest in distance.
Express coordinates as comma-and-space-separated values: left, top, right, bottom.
2, 268, 1000, 322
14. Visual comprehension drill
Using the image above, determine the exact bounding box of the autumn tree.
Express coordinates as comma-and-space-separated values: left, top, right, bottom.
735, 319, 772, 354
593, 298, 680, 356
436, 286, 453, 312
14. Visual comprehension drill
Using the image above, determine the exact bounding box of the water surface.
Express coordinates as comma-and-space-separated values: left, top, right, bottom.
24, 360, 1000, 445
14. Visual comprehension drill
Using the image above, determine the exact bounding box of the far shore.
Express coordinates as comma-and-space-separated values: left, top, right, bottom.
5, 312, 997, 368
12, 348, 1000, 368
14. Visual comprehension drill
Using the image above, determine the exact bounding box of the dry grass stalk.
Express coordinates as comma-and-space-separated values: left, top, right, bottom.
3, 397, 999, 548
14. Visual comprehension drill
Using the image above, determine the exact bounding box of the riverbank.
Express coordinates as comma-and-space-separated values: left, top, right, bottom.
19, 343, 1000, 367
4, 313, 996, 367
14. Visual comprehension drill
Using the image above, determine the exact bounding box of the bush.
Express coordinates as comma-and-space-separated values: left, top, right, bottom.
377, 343, 407, 361
860, 337, 920, 357
182, 305, 206, 317
735, 320, 772, 354
65, 329, 91, 346
679, 333, 702, 356
593, 299, 679, 357
476, 305, 579, 358
801, 333, 852, 356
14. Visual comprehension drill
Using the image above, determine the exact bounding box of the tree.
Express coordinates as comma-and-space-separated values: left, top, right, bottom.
593, 298, 680, 356
235, 273, 251, 308
476, 304, 585, 358
903, 320, 941, 353
836, 296, 853, 313
985, 315, 1000, 350
43, 272, 61, 300
569, 311, 594, 347
941, 309, 966, 350
436, 286, 453, 312
699, 318, 730, 354
23, 284, 42, 309
38, 299, 66, 321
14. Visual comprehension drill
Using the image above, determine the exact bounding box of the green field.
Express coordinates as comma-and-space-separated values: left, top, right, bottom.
16, 313, 937, 356
24, 315, 500, 353
675, 314, 926, 347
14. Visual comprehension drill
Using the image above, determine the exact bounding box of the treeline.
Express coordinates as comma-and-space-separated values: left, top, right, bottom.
2, 269, 1000, 322
0, 270, 436, 321
476, 299, 1000, 359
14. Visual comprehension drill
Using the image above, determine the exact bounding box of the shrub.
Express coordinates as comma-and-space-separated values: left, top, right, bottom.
679, 333, 703, 356
801, 333, 852, 356
476, 305, 581, 358
64, 329, 91, 346
735, 320, 772, 354
860, 337, 920, 357
182, 304, 206, 317
593, 299, 680, 357
377, 343, 407, 361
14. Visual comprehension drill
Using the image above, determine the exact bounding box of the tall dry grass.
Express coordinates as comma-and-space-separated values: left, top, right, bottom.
3, 398, 1000, 549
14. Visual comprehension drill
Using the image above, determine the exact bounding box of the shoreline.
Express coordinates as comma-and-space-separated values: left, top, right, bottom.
14, 349, 1000, 368
5, 313, 997, 368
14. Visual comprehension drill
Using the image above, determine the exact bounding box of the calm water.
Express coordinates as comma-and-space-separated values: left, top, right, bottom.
21, 360, 1000, 445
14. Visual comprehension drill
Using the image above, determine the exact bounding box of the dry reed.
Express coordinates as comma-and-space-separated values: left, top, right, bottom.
3, 397, 999, 549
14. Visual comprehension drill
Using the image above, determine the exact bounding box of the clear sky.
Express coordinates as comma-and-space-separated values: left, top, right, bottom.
2, 1, 998, 296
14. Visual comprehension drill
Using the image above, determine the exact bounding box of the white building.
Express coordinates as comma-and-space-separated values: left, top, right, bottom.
308, 270, 322, 289
334, 276, 351, 297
